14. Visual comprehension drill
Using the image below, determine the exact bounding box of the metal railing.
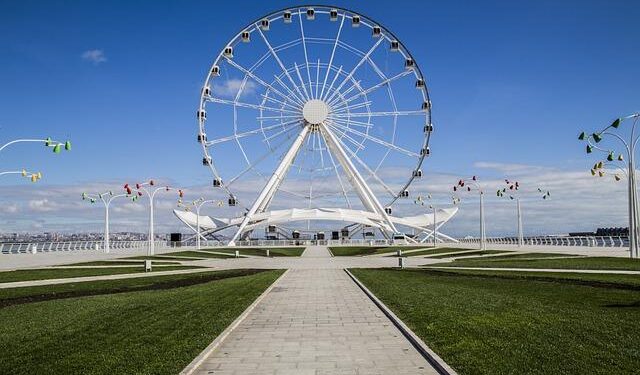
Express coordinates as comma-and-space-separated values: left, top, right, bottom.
196, 238, 407, 248
0, 240, 170, 254
455, 236, 628, 248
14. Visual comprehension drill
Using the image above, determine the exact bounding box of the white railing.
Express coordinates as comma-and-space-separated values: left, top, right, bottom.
195, 238, 406, 248
0, 240, 170, 254
455, 236, 628, 248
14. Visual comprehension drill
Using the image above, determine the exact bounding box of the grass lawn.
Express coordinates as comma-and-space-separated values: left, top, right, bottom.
163, 251, 237, 259
423, 268, 640, 289
427, 249, 511, 259
438, 256, 640, 271
351, 268, 640, 374
200, 247, 306, 257
124, 255, 204, 261
386, 247, 468, 257
0, 266, 202, 283
68, 260, 182, 266
0, 269, 283, 374
329, 245, 427, 256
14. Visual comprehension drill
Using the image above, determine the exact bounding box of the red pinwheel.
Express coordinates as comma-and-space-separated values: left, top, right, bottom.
149, 180, 155, 186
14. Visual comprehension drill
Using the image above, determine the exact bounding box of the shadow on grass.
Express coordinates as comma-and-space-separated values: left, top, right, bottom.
0, 269, 267, 309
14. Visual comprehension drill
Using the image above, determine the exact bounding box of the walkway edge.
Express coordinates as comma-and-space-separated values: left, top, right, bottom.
344, 269, 458, 375
180, 269, 290, 375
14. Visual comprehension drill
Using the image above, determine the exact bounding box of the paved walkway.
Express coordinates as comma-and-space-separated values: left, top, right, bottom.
188, 246, 438, 374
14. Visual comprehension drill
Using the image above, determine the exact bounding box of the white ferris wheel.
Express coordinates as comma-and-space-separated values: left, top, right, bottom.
194, 6, 450, 245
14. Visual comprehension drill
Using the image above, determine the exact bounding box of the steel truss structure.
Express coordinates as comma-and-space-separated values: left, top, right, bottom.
194, 6, 452, 245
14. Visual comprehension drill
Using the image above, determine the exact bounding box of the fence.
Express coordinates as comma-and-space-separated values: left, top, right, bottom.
0, 240, 170, 254
455, 236, 628, 248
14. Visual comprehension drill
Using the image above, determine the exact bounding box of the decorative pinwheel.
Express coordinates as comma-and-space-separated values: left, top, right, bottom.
177, 197, 226, 249
452, 176, 487, 250
125, 180, 187, 255
496, 179, 550, 247
81, 189, 138, 252
578, 113, 640, 258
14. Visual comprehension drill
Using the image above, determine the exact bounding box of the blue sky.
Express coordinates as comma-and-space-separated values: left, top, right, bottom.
0, 0, 638, 235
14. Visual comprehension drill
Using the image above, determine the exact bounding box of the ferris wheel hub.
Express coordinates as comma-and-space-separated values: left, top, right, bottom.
302, 99, 329, 125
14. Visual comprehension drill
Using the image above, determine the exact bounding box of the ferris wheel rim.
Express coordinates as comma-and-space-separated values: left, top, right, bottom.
197, 4, 433, 211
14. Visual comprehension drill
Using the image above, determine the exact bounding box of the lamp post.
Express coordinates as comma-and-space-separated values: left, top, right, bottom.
0, 169, 42, 182
414, 193, 460, 246
177, 198, 224, 250
0, 138, 71, 154
453, 176, 486, 250
126, 180, 184, 255
82, 191, 138, 253
579, 113, 640, 258
496, 180, 550, 247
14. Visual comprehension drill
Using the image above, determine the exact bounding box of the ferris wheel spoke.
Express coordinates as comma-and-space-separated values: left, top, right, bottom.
315, 59, 321, 99
332, 100, 373, 114
332, 110, 425, 118
332, 134, 398, 199
262, 121, 303, 143
328, 116, 373, 129
297, 10, 314, 99
323, 66, 343, 102
325, 123, 366, 152
273, 74, 307, 107
320, 13, 346, 99
223, 57, 302, 108
327, 80, 363, 108
226, 129, 299, 187
260, 93, 302, 112
256, 114, 302, 120
255, 26, 308, 104
336, 70, 414, 109
294, 63, 311, 101
207, 97, 300, 115
327, 122, 419, 158
323, 36, 385, 103
206, 119, 301, 146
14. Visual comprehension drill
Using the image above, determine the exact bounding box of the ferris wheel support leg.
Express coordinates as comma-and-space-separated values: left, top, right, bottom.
319, 123, 398, 235
228, 125, 309, 246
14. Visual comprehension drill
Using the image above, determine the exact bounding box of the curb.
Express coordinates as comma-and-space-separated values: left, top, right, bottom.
180, 269, 289, 375
344, 269, 458, 375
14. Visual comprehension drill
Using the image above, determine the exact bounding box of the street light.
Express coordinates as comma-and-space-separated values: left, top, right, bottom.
453, 176, 486, 250
126, 180, 184, 255
414, 193, 458, 247
0, 169, 42, 182
579, 113, 640, 258
496, 179, 550, 247
177, 198, 224, 250
82, 190, 138, 253
0, 137, 71, 154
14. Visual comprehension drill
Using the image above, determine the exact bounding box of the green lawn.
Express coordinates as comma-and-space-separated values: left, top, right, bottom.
351, 268, 640, 375
329, 245, 427, 256
200, 247, 306, 257
438, 256, 640, 271
163, 251, 237, 259
0, 269, 283, 374
427, 249, 511, 259
124, 255, 204, 261
423, 268, 640, 289
387, 247, 470, 257
0, 266, 202, 283
69, 260, 182, 266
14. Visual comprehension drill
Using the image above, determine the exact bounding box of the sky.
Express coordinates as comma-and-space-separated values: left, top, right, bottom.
0, 0, 638, 237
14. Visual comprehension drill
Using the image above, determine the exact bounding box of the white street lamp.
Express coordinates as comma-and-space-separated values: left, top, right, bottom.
579, 113, 640, 258
454, 176, 486, 250
0, 169, 42, 182
126, 180, 184, 255
177, 198, 225, 250
82, 191, 138, 253
0, 138, 71, 154
497, 180, 550, 247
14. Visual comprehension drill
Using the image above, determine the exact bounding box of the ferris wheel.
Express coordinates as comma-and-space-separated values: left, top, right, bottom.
196, 6, 433, 244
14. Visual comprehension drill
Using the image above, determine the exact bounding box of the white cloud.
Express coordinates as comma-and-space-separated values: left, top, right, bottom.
81, 49, 107, 64
28, 199, 57, 212
213, 79, 257, 98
